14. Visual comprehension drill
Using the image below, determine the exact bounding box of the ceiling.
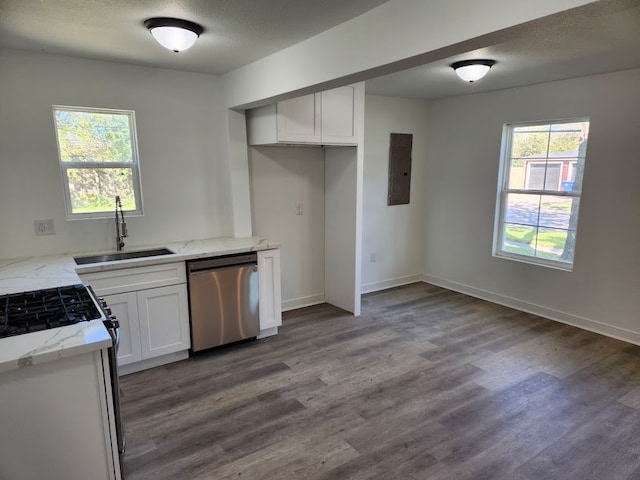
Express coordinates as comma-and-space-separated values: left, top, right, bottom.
1, 0, 639, 100
0, 0, 390, 74
367, 0, 640, 100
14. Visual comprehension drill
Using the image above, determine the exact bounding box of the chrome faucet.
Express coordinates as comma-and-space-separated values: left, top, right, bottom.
115, 195, 128, 251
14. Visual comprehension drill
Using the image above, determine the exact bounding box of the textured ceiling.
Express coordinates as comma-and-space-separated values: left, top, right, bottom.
0, 0, 390, 74
366, 0, 640, 100
1, 0, 639, 100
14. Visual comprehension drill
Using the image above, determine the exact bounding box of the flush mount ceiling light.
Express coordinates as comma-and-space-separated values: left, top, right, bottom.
144, 17, 203, 53
451, 59, 496, 83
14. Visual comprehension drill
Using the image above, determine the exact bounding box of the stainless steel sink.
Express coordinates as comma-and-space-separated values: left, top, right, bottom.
74, 248, 175, 265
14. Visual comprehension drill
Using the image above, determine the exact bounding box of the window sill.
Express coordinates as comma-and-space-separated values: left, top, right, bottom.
493, 250, 574, 272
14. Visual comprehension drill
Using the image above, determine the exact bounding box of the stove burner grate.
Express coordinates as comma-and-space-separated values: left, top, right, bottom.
1, 284, 102, 338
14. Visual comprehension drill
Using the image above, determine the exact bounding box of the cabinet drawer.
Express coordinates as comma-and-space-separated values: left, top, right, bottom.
79, 262, 186, 295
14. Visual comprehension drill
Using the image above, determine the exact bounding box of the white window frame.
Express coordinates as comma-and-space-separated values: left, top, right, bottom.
493, 118, 589, 271
52, 105, 144, 220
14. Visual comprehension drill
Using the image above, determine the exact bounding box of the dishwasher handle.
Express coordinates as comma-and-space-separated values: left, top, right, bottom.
187, 252, 258, 273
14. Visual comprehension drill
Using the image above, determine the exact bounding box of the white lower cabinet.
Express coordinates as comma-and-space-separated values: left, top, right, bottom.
104, 285, 189, 367
79, 262, 190, 371
258, 249, 282, 335
103, 292, 142, 365
137, 284, 190, 359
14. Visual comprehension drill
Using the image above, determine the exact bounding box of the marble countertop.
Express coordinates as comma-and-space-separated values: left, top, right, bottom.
0, 320, 112, 374
0, 236, 279, 295
0, 236, 279, 373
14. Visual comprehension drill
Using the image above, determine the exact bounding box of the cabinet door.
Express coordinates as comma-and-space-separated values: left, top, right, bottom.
257, 249, 283, 330
104, 292, 142, 366
321, 86, 355, 144
276, 93, 321, 143
137, 284, 190, 359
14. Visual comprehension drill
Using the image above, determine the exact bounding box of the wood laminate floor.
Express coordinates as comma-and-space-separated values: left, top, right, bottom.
120, 283, 640, 480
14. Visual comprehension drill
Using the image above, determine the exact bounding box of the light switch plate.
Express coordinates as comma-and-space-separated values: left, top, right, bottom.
34, 219, 55, 236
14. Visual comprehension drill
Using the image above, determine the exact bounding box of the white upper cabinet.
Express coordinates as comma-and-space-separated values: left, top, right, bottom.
276, 94, 321, 143
247, 85, 356, 146
321, 86, 355, 144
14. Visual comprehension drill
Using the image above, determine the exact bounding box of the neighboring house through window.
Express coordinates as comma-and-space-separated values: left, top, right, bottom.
494, 119, 590, 270
53, 106, 143, 219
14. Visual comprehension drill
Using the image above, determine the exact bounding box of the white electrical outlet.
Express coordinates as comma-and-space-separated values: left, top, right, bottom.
370, 251, 377, 263
295, 203, 304, 215
34, 219, 55, 236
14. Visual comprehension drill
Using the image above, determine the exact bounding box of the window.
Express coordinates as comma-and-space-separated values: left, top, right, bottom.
494, 119, 589, 270
53, 106, 143, 219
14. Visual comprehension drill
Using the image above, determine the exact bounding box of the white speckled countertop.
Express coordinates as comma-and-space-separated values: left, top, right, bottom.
0, 236, 279, 372
0, 320, 112, 374
0, 236, 278, 295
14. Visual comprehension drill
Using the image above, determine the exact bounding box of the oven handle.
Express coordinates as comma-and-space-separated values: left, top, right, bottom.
104, 317, 120, 350
103, 315, 126, 468
112, 319, 120, 351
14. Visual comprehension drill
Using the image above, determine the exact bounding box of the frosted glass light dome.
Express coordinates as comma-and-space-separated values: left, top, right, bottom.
451, 60, 496, 83
144, 18, 203, 53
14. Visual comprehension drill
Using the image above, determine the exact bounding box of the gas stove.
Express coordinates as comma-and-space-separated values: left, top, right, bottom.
0, 284, 106, 338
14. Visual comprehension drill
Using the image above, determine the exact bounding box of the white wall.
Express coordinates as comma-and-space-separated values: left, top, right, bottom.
248, 147, 325, 310
0, 48, 232, 259
423, 68, 640, 343
361, 94, 428, 293
223, 108, 253, 237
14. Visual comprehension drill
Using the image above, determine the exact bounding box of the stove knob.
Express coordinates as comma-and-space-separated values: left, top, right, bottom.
104, 307, 112, 316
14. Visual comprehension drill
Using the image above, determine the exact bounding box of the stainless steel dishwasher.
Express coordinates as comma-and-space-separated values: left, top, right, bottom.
187, 253, 260, 353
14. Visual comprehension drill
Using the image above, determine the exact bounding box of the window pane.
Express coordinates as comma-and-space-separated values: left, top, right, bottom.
567, 157, 585, 193
523, 162, 563, 191
548, 122, 589, 156
54, 110, 133, 163
511, 129, 550, 158
543, 162, 562, 191
539, 195, 577, 230
535, 227, 571, 262
67, 167, 136, 214
503, 223, 537, 256
507, 157, 526, 189
505, 193, 540, 226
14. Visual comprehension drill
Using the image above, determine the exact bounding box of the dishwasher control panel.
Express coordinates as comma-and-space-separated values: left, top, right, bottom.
187, 252, 258, 273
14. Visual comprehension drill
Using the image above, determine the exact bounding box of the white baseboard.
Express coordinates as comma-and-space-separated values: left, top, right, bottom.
282, 293, 325, 312
361, 274, 423, 294
119, 350, 189, 376
422, 274, 640, 347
